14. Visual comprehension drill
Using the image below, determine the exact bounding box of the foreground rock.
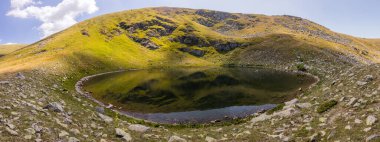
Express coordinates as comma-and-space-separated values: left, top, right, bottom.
128, 124, 150, 133
168, 136, 187, 142
115, 128, 132, 141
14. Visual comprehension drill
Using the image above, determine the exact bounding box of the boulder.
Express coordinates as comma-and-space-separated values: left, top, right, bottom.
366, 115, 377, 126
43, 102, 64, 112
128, 124, 150, 133
115, 128, 132, 141
168, 136, 187, 142
97, 113, 113, 123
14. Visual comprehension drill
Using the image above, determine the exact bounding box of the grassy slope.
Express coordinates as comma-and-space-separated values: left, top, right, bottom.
0, 44, 26, 56
0, 7, 379, 142
0, 8, 378, 74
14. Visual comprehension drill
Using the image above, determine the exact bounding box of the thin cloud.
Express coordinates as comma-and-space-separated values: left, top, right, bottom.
7, 0, 98, 38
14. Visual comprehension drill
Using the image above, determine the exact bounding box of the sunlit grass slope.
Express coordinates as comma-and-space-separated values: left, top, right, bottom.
0, 7, 378, 74
0, 44, 26, 56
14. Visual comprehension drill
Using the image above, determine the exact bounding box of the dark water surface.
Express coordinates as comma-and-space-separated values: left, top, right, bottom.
83, 67, 316, 124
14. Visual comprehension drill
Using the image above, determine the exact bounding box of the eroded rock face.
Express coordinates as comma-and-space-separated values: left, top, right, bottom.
129, 36, 160, 50
213, 41, 241, 52
179, 47, 205, 57
195, 10, 239, 21
118, 17, 177, 36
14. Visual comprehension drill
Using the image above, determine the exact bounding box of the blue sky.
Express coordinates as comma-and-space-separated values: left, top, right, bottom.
1, 0, 379, 44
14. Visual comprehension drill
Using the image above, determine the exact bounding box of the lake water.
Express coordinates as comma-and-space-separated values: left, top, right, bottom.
82, 67, 317, 124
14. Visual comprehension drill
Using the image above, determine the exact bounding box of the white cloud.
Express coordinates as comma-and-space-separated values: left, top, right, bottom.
7, 0, 99, 38
4, 42, 18, 45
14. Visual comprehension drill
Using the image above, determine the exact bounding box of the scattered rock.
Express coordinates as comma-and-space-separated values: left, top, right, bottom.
366, 134, 380, 142
95, 107, 105, 114
366, 115, 377, 126
128, 124, 150, 133
285, 99, 299, 106
5, 127, 18, 136
97, 113, 113, 123
115, 128, 132, 141
296, 103, 312, 109
16, 72, 26, 79
44, 102, 64, 112
59, 130, 69, 138
168, 135, 187, 142
205, 136, 217, 142
68, 137, 80, 142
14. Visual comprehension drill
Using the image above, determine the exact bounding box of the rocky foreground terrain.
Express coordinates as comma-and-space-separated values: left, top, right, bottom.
0, 7, 379, 141
0, 63, 378, 142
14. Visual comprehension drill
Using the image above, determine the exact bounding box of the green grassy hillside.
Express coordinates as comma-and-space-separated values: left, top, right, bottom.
0, 7, 379, 142
0, 7, 379, 75
0, 44, 26, 57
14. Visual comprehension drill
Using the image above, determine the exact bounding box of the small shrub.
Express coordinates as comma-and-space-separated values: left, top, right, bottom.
266, 103, 285, 115
317, 100, 338, 113
296, 63, 307, 72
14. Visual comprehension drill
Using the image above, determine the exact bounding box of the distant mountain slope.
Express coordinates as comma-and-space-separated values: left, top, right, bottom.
0, 44, 26, 57
0, 7, 378, 73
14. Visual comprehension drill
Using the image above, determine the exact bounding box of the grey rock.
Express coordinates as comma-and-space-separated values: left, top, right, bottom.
205, 136, 217, 142
366, 134, 380, 142
128, 124, 150, 133
168, 135, 187, 142
285, 99, 299, 106
97, 113, 113, 123
95, 107, 105, 114
366, 115, 377, 126
115, 128, 132, 141
364, 75, 374, 82
296, 103, 312, 109
59, 130, 69, 138
68, 137, 80, 142
6, 127, 18, 136
44, 102, 64, 112
16, 72, 26, 79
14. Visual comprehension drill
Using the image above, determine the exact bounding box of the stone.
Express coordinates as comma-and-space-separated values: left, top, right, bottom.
95, 107, 105, 114
296, 103, 312, 109
24, 135, 32, 140
25, 128, 36, 134
285, 99, 299, 106
59, 130, 69, 138
205, 136, 217, 142
70, 129, 80, 135
366, 134, 380, 142
366, 115, 377, 126
354, 118, 362, 124
344, 125, 351, 130
6, 127, 18, 136
168, 136, 187, 142
68, 137, 80, 142
357, 81, 367, 86
346, 98, 357, 106
128, 124, 150, 133
98, 113, 113, 123
115, 128, 132, 141
364, 127, 372, 132
16, 72, 26, 79
319, 117, 327, 123
363, 75, 374, 82
44, 102, 64, 112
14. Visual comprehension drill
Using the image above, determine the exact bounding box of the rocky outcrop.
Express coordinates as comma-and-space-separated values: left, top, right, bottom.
179, 47, 205, 57
129, 36, 160, 50
174, 34, 210, 47
118, 17, 177, 36
213, 41, 242, 52
195, 10, 239, 21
